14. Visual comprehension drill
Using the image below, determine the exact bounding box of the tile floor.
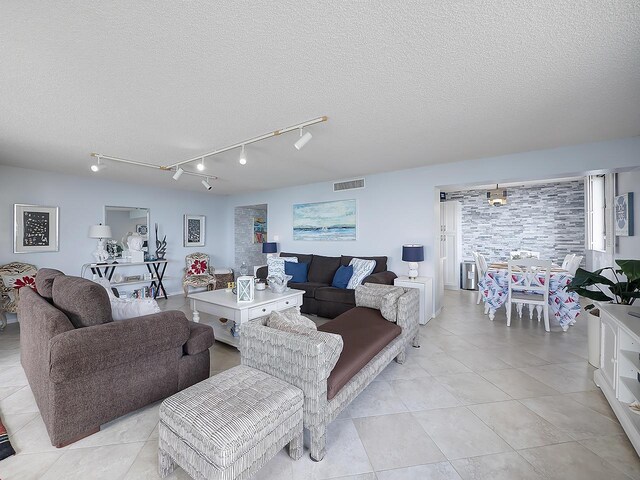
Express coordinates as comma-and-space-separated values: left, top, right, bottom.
1, 290, 639, 479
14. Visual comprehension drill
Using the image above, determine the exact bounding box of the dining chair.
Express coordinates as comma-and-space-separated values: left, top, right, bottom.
566, 255, 583, 276
506, 258, 552, 332
561, 254, 575, 271
472, 252, 489, 305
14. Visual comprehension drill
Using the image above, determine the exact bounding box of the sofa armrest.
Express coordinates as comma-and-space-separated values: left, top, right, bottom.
49, 310, 190, 383
240, 319, 343, 416
362, 271, 397, 285
184, 321, 214, 355
396, 287, 420, 332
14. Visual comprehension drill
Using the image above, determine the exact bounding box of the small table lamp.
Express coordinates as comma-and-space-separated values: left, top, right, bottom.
89, 224, 112, 262
402, 244, 424, 279
262, 242, 278, 258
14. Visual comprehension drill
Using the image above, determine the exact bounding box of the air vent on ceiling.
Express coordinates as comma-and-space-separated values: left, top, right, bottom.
333, 178, 365, 192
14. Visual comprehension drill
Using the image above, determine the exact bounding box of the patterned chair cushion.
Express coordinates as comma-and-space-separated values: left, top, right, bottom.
0, 262, 38, 314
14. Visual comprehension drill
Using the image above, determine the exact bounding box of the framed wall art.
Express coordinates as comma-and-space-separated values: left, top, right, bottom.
14, 204, 59, 253
253, 216, 266, 243
293, 199, 357, 241
615, 192, 634, 236
183, 214, 205, 247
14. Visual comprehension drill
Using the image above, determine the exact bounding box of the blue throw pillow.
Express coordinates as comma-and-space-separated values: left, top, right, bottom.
332, 265, 354, 289
285, 261, 309, 283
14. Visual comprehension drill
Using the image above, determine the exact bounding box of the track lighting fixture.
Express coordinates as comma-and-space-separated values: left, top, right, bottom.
197, 158, 205, 171
90, 157, 105, 172
172, 167, 184, 180
294, 128, 312, 150
239, 145, 247, 165
201, 178, 212, 191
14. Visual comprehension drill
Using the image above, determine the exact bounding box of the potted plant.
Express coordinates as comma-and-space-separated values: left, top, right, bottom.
567, 259, 640, 366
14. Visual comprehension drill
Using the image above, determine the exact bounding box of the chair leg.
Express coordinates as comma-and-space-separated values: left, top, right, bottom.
158, 448, 176, 478
484, 303, 490, 315
543, 305, 550, 332
309, 425, 326, 462
183, 285, 189, 297
528, 304, 535, 319
412, 334, 421, 348
516, 303, 523, 319
506, 301, 512, 327
476, 291, 482, 305
396, 350, 407, 364
536, 305, 542, 322
288, 423, 304, 460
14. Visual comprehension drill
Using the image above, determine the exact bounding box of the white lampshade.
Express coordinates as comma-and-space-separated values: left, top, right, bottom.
88, 224, 112, 239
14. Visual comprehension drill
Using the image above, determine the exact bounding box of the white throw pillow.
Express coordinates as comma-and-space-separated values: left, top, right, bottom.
110, 297, 161, 321
267, 256, 298, 279
347, 258, 377, 289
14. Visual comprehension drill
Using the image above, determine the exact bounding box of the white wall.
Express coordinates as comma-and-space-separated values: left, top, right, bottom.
0, 165, 227, 297
616, 169, 640, 260
225, 137, 640, 313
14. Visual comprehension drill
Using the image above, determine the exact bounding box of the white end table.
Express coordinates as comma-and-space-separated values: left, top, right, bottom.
394, 276, 433, 325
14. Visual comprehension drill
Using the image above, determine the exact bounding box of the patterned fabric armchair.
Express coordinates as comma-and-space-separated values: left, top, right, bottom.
241, 284, 420, 461
182, 253, 216, 296
0, 262, 37, 329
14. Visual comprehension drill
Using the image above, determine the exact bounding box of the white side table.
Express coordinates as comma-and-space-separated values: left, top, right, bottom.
394, 276, 433, 325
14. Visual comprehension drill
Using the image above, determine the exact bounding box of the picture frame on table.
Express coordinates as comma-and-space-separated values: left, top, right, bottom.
14, 204, 59, 253
183, 214, 206, 247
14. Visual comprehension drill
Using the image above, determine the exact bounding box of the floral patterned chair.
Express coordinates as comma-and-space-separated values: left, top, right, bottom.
0, 262, 37, 330
182, 253, 216, 296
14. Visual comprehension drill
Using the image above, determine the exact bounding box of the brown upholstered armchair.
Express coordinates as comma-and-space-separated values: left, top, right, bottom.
19, 268, 214, 447
182, 252, 216, 296
0, 261, 37, 330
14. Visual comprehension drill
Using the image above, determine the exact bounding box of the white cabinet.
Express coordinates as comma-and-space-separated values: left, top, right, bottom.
394, 276, 433, 325
440, 201, 461, 290
594, 304, 640, 456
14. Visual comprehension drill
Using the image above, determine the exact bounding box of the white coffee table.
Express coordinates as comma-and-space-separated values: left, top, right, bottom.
188, 288, 305, 349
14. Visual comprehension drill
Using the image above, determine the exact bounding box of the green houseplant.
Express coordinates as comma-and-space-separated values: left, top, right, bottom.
567, 259, 640, 312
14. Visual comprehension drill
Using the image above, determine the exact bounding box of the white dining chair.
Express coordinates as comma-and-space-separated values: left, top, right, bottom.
506, 258, 552, 332
472, 252, 489, 305
566, 255, 583, 276
561, 254, 575, 271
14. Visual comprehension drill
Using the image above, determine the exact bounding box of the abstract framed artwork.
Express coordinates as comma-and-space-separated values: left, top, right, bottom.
293, 199, 357, 241
183, 214, 205, 247
615, 192, 634, 236
253, 217, 267, 244
14, 204, 59, 253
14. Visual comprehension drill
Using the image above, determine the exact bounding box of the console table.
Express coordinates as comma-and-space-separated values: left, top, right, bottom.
595, 303, 640, 456
80, 260, 168, 299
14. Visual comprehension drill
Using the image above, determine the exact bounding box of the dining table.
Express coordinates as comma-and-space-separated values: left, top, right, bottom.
477, 262, 581, 331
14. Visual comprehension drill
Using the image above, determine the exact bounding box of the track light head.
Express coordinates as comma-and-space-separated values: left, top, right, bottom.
90, 157, 105, 172
239, 145, 247, 165
294, 129, 312, 150
197, 158, 205, 171
201, 179, 212, 190
172, 167, 184, 180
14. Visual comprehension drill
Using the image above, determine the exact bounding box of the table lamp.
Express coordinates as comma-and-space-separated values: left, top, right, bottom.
89, 224, 112, 262
262, 242, 278, 258
402, 244, 424, 279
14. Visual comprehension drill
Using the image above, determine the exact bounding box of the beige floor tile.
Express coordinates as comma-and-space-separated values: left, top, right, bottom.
377, 355, 431, 381
123, 439, 193, 480
1, 412, 38, 436
346, 380, 408, 419
0, 385, 39, 414
468, 400, 571, 450
9, 415, 67, 454
444, 348, 512, 372
353, 413, 445, 471
324, 474, 377, 480
451, 452, 546, 480
391, 377, 461, 412
415, 352, 473, 376
376, 462, 462, 480
520, 395, 623, 440
41, 442, 145, 480
0, 366, 28, 387
0, 386, 21, 401
0, 348, 21, 366
580, 435, 640, 480
413, 407, 512, 460
563, 390, 618, 422
426, 335, 478, 352
486, 347, 549, 368
435, 373, 511, 405
519, 364, 597, 393
522, 345, 588, 364
0, 451, 63, 480
519, 441, 633, 480
480, 369, 559, 399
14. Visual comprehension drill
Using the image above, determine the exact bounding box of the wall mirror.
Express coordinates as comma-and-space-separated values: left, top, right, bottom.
104, 206, 150, 258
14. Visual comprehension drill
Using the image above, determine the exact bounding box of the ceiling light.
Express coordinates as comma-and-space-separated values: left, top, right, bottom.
90, 157, 105, 172
487, 184, 508, 206
294, 129, 312, 150
239, 145, 247, 165
202, 178, 212, 190
172, 167, 184, 180
197, 158, 205, 171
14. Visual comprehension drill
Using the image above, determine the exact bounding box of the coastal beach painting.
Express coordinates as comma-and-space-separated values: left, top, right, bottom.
293, 199, 356, 241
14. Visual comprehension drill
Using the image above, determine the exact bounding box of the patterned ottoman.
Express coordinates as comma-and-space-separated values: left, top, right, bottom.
158, 365, 303, 480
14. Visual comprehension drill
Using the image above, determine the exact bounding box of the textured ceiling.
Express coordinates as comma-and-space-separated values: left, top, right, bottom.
1, 1, 639, 194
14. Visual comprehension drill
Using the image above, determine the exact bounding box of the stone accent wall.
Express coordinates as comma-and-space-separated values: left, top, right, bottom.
234, 205, 267, 275
447, 180, 585, 264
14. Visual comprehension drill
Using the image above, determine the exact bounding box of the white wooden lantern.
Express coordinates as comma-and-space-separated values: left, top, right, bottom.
236, 276, 255, 303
